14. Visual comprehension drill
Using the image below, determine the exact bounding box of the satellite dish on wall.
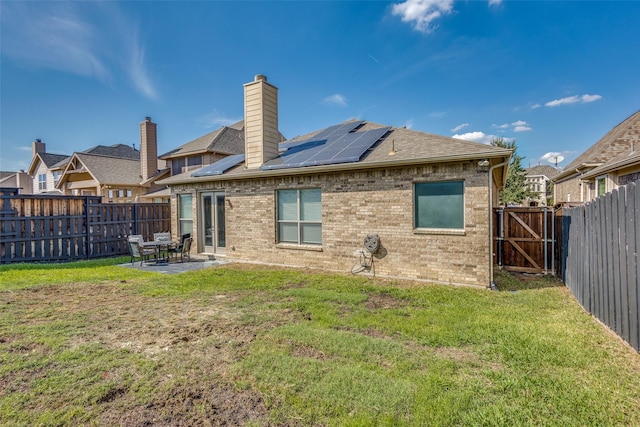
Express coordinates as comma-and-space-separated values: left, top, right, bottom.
547, 154, 564, 167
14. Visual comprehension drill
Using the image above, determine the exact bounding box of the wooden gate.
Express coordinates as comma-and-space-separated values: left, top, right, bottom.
494, 207, 555, 274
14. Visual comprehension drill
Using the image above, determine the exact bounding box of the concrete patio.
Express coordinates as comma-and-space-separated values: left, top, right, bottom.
118, 256, 230, 274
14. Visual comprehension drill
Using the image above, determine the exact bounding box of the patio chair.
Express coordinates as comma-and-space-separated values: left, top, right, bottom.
168, 233, 190, 261
153, 232, 172, 261
174, 237, 192, 263
127, 235, 156, 265
153, 232, 171, 242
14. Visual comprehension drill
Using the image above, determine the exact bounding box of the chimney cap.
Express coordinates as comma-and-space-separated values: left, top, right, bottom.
145, 116, 152, 122
254, 74, 267, 82
35, 139, 42, 143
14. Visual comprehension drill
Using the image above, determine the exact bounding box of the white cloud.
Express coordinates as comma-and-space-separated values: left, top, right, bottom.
451, 123, 469, 132
540, 151, 570, 166
492, 120, 532, 132
128, 30, 157, 100
429, 111, 447, 118
531, 103, 542, 109
0, 2, 157, 100
324, 94, 347, 107
540, 152, 562, 161
200, 110, 242, 128
581, 94, 602, 103
488, 0, 502, 5
511, 120, 532, 132
391, 0, 454, 33
452, 131, 497, 145
404, 119, 414, 129
545, 94, 602, 107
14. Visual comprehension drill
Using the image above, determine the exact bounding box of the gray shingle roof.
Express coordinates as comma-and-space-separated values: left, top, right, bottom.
526, 165, 560, 179
83, 144, 140, 160
40, 153, 70, 168
581, 147, 640, 180
159, 122, 245, 159
555, 109, 640, 181
74, 153, 142, 185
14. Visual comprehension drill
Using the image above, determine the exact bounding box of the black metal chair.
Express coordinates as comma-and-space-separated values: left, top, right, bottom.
174, 237, 192, 263
168, 233, 190, 261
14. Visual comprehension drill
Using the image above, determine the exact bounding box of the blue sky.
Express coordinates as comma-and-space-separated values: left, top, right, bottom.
2, 1, 639, 172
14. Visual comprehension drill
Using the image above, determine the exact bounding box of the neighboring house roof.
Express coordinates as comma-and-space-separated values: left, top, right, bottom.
27, 152, 70, 175
159, 120, 512, 186
138, 187, 171, 200
141, 168, 171, 186
83, 144, 140, 160
57, 153, 144, 188
554, 109, 640, 182
526, 165, 560, 179
159, 121, 246, 159
580, 148, 640, 180
76, 153, 143, 185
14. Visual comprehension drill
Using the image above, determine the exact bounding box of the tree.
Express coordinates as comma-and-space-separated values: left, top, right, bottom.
490, 137, 536, 206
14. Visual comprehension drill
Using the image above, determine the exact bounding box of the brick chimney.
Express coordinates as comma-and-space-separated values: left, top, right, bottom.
139, 117, 158, 181
244, 75, 279, 169
32, 139, 45, 158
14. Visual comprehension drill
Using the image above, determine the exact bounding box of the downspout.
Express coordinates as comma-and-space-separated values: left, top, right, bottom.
488, 159, 509, 290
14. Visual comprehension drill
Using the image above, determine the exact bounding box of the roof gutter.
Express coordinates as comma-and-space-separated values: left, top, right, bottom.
488, 158, 510, 290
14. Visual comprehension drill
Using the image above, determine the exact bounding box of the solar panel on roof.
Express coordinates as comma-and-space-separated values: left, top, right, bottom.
191, 154, 245, 177
310, 121, 364, 141
261, 127, 390, 171
278, 121, 364, 152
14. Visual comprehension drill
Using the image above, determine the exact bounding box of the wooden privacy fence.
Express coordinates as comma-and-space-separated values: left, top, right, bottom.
0, 194, 170, 264
559, 181, 639, 352
493, 207, 555, 274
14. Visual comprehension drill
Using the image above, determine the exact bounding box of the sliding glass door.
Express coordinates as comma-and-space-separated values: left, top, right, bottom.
200, 191, 226, 254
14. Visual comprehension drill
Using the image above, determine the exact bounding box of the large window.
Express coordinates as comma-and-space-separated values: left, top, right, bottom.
414, 181, 464, 230
38, 174, 46, 191
178, 194, 193, 236
277, 188, 322, 245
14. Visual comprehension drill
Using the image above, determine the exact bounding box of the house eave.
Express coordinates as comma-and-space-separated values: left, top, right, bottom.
579, 154, 640, 180
552, 163, 603, 182
158, 150, 512, 186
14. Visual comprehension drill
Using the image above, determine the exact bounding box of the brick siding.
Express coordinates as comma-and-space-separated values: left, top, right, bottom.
170, 161, 492, 287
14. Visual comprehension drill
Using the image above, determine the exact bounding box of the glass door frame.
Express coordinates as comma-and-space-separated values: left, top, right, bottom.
199, 191, 226, 254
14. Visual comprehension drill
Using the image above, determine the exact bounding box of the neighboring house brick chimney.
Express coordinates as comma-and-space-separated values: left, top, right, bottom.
140, 117, 158, 181
244, 75, 279, 169
32, 139, 45, 158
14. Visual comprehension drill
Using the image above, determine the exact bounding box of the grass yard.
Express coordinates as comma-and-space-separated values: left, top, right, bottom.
1, 259, 639, 426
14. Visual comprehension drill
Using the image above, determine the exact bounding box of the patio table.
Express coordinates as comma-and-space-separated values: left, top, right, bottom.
141, 240, 176, 264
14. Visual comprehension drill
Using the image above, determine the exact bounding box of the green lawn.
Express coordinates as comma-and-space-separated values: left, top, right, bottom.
1, 259, 638, 426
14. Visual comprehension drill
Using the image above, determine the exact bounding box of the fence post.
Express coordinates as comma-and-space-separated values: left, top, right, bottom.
84, 196, 91, 259
132, 203, 138, 236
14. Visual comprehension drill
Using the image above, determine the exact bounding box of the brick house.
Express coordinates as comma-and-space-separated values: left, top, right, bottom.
55, 118, 170, 202
159, 75, 512, 287
554, 109, 640, 203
